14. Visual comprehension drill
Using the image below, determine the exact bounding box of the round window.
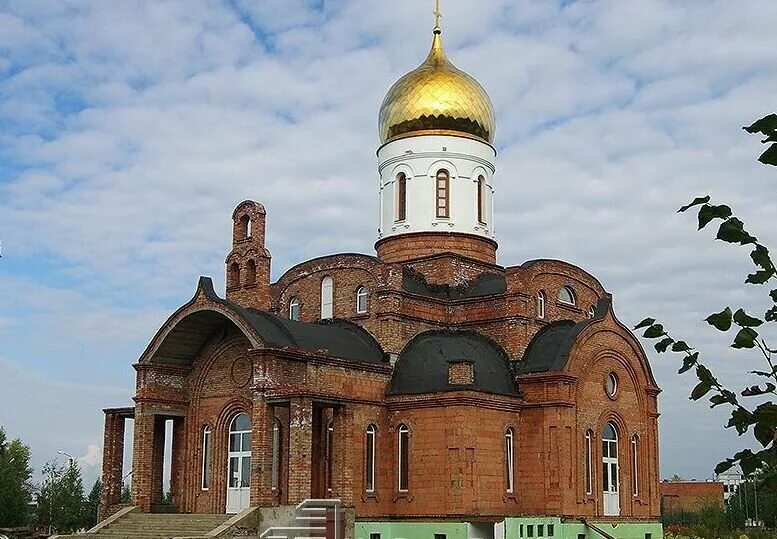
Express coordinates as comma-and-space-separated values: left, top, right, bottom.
606, 372, 618, 397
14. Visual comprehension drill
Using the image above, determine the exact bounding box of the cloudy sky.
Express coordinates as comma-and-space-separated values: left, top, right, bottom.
1, 0, 776, 488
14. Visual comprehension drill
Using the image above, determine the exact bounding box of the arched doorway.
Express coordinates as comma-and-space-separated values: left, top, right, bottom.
226, 412, 251, 514
602, 422, 620, 516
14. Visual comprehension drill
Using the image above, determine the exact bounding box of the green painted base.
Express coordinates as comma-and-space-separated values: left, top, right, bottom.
354, 517, 663, 539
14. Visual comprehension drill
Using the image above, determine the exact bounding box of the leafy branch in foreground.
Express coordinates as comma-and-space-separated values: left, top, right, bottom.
635, 115, 777, 481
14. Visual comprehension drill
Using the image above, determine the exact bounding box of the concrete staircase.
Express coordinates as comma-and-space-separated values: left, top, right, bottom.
87, 513, 232, 539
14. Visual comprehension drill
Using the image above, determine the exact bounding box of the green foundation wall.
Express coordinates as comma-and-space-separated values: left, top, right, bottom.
355, 518, 662, 539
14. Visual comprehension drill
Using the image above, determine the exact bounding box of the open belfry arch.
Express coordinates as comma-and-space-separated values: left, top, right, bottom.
99, 4, 663, 538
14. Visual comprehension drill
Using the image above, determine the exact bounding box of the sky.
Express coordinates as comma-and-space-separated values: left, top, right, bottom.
0, 0, 776, 489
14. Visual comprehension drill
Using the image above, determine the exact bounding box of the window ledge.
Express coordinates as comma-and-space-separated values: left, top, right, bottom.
352, 313, 369, 320
393, 492, 413, 502
362, 493, 379, 502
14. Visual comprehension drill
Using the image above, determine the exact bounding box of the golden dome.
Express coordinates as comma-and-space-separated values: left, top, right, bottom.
378, 28, 496, 145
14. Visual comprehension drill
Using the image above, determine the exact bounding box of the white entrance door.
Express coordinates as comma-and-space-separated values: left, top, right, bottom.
602, 422, 620, 516
226, 412, 251, 514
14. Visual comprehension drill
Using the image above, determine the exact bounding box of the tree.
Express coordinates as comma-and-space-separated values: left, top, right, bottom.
84, 479, 101, 528
120, 481, 131, 503
37, 459, 89, 534
636, 114, 777, 482
0, 426, 34, 526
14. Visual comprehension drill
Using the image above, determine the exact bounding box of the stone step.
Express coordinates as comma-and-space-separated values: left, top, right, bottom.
94, 513, 232, 539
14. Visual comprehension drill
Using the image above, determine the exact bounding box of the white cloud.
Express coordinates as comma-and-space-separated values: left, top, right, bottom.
0, 0, 776, 484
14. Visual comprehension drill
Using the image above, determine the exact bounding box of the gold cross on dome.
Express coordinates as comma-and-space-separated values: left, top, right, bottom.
433, 0, 442, 29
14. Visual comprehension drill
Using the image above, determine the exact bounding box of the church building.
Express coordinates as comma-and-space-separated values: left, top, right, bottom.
99, 12, 663, 539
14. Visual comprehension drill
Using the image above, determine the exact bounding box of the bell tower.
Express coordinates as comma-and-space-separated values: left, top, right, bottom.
374, 11, 497, 265
225, 200, 271, 310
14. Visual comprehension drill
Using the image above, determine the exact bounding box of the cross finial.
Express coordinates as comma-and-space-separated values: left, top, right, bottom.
433, 0, 442, 32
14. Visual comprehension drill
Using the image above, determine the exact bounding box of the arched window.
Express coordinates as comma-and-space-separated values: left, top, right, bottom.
584, 429, 593, 495
356, 286, 369, 314
588, 305, 596, 318
245, 259, 257, 287
631, 434, 639, 496
201, 425, 212, 490
537, 291, 546, 319
436, 169, 450, 218
602, 422, 620, 516
289, 298, 300, 321
398, 424, 409, 492
271, 419, 281, 490
228, 262, 241, 290
396, 172, 407, 222
505, 427, 515, 493
321, 276, 333, 319
477, 175, 486, 224
365, 424, 377, 493
558, 285, 576, 305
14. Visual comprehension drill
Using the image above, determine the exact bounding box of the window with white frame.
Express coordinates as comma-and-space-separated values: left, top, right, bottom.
477, 175, 487, 224
537, 291, 546, 319
201, 425, 212, 490
588, 305, 596, 318
356, 286, 369, 314
505, 427, 515, 493
321, 276, 333, 319
398, 424, 409, 492
585, 429, 593, 495
436, 170, 450, 218
631, 434, 639, 496
365, 424, 377, 493
558, 285, 576, 305
289, 297, 300, 321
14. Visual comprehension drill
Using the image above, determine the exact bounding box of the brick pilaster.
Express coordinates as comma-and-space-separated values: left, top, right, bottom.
170, 416, 186, 509
288, 398, 313, 503
250, 394, 273, 506
132, 409, 154, 512
332, 405, 355, 505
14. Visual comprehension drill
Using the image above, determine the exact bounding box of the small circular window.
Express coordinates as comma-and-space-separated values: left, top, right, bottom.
606, 372, 618, 398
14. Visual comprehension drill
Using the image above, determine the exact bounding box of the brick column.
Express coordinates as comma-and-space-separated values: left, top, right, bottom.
150, 416, 166, 506
332, 405, 354, 505
170, 416, 186, 509
250, 394, 274, 506
132, 408, 154, 512
99, 412, 125, 517
288, 398, 313, 503
132, 409, 165, 512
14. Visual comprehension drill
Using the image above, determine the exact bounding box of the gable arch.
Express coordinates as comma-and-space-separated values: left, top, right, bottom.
139, 305, 263, 366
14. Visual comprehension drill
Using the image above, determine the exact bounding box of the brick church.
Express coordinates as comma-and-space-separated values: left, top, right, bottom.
99, 12, 663, 539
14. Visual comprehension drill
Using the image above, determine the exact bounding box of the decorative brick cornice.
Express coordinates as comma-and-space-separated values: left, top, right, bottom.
386, 391, 522, 412
249, 347, 393, 375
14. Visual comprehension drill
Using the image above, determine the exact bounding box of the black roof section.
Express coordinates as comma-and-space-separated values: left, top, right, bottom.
518, 297, 611, 374
153, 277, 387, 365
389, 330, 519, 396
402, 266, 506, 300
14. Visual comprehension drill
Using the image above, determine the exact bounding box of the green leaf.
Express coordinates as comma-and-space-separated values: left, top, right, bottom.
654, 337, 674, 353
706, 307, 733, 331
643, 324, 665, 339
746, 269, 774, 285
751, 245, 773, 271
678, 196, 710, 213
753, 403, 777, 428
716, 218, 757, 245
634, 318, 656, 330
754, 424, 775, 447
671, 341, 691, 352
765, 306, 777, 322
727, 408, 754, 434
691, 381, 712, 400
759, 144, 777, 167
732, 327, 758, 349
742, 383, 776, 397
697, 204, 732, 230
696, 364, 716, 386
733, 308, 764, 328
678, 352, 699, 374
715, 460, 735, 475
770, 289, 777, 303
744, 114, 777, 135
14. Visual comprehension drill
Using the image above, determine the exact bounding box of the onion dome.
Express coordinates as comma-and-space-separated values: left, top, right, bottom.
378, 27, 496, 145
